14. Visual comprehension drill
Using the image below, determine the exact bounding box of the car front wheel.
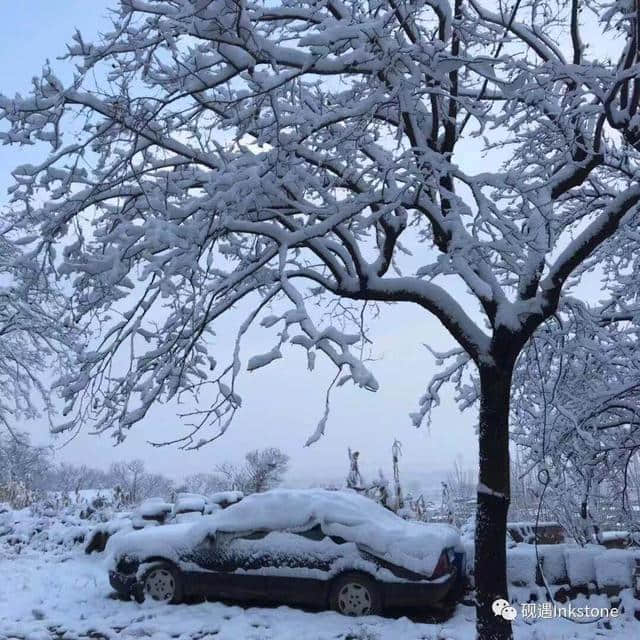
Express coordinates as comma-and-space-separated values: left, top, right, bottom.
329, 572, 382, 616
139, 562, 183, 604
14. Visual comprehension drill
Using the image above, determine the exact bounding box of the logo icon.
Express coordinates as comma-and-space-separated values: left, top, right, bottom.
492, 598, 517, 621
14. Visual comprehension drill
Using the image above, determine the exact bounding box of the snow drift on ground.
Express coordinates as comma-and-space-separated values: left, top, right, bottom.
1, 548, 636, 640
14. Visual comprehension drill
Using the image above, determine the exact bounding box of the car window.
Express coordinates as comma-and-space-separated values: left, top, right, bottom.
238, 530, 269, 540
295, 524, 325, 540
294, 524, 347, 545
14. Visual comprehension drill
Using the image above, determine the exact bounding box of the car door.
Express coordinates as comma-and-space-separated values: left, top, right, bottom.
186, 526, 348, 606
240, 525, 346, 606
186, 531, 270, 600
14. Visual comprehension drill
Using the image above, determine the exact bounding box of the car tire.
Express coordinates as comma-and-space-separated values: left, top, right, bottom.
329, 572, 382, 616
139, 562, 183, 604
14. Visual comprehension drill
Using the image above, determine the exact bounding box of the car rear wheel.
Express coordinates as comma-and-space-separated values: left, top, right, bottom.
139, 563, 183, 604
329, 572, 382, 616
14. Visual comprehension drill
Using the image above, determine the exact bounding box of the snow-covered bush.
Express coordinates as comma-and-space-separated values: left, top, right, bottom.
0, 430, 53, 507
0, 505, 88, 554
0, 485, 129, 557
0, 480, 40, 509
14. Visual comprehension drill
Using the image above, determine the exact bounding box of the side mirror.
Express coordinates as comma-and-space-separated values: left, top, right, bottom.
205, 533, 216, 545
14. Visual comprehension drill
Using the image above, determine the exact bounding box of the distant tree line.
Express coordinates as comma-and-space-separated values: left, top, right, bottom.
0, 430, 288, 508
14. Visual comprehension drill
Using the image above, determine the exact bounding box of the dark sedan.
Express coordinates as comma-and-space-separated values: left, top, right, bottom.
107, 489, 465, 616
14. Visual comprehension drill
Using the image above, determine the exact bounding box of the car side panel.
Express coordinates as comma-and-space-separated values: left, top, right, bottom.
264, 575, 330, 607
181, 569, 268, 600
135, 529, 461, 610
183, 534, 269, 600
184, 530, 342, 605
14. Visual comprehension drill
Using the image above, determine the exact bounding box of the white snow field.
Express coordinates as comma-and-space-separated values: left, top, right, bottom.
1, 545, 638, 639
1, 501, 638, 640
1, 546, 637, 640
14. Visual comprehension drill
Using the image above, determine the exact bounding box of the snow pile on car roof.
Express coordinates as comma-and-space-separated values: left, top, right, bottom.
208, 489, 459, 576
107, 489, 459, 577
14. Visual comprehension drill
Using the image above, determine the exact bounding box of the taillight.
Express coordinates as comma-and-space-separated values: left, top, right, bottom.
431, 551, 451, 579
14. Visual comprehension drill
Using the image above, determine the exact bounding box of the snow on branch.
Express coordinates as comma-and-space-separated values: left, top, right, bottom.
0, 0, 638, 444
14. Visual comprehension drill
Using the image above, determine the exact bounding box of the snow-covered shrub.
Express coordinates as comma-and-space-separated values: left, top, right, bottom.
0, 505, 89, 554
0, 480, 41, 509
0, 488, 129, 556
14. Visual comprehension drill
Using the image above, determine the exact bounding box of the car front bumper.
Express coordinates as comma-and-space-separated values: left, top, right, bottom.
109, 570, 138, 599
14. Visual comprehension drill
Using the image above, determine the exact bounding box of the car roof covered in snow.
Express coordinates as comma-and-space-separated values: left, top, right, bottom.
107, 488, 460, 576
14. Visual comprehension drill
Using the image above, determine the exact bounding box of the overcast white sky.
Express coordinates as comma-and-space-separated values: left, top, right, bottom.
1, 1, 480, 486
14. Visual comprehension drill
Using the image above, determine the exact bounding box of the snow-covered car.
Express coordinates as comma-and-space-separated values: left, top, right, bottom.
107, 489, 464, 616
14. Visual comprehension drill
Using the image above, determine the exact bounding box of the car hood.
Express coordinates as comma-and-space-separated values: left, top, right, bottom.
105, 521, 205, 571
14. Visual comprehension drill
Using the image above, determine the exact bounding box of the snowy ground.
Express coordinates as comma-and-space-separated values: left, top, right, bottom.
1, 545, 638, 640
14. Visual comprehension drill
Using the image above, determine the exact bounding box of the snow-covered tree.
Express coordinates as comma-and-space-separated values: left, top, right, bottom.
47, 462, 115, 495
443, 457, 475, 523
512, 302, 640, 543
213, 447, 289, 493
1, 1, 639, 636
181, 471, 228, 496
138, 470, 175, 501
0, 234, 77, 436
106, 459, 174, 503
108, 459, 147, 504
241, 447, 290, 493
0, 429, 51, 491
51, 463, 94, 496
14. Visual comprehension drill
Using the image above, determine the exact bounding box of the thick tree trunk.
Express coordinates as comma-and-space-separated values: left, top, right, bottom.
475, 364, 514, 640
